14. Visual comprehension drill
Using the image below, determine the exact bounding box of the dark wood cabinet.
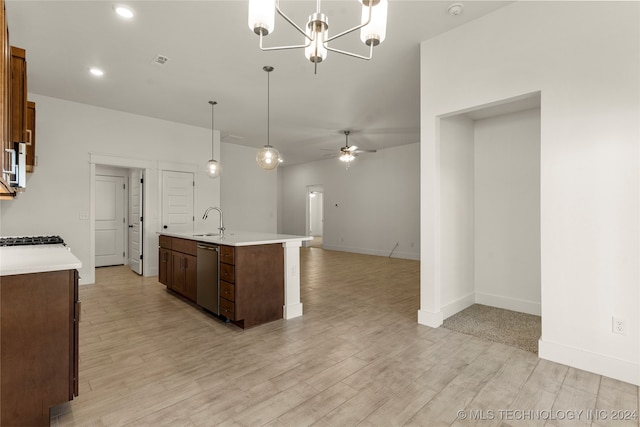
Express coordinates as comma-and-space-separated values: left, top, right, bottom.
233, 244, 284, 329
0, 0, 15, 197
159, 235, 172, 287
159, 236, 197, 302
216, 243, 284, 328
1, 269, 80, 426
10, 46, 27, 145
171, 251, 196, 301
0, 8, 35, 196
159, 247, 172, 286
159, 235, 284, 329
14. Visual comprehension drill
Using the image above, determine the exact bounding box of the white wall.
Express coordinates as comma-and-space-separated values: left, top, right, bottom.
0, 94, 220, 284
440, 115, 475, 316
474, 108, 541, 315
279, 143, 420, 260
220, 143, 277, 233
419, 1, 639, 385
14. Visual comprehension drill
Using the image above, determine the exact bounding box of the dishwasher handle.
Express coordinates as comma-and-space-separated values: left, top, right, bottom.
197, 244, 219, 252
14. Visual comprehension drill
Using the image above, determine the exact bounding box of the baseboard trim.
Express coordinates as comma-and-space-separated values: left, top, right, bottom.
418, 309, 443, 328
322, 244, 420, 261
539, 339, 639, 386
475, 291, 541, 316
442, 292, 476, 320
283, 302, 303, 320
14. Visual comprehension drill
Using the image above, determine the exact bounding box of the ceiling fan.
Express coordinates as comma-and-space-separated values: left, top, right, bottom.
329, 130, 377, 166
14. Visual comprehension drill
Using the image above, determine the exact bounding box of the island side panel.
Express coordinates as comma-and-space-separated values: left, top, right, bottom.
234, 244, 284, 328
1, 270, 74, 426
282, 240, 304, 319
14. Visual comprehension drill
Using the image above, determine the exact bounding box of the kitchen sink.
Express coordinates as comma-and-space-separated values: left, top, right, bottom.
193, 233, 220, 237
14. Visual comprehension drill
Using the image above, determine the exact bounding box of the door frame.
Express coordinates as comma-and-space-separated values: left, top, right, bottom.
89, 154, 154, 285
304, 184, 324, 248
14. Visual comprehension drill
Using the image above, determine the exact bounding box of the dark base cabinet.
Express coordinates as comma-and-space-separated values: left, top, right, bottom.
223, 244, 284, 329
0, 269, 79, 426
159, 235, 197, 302
159, 235, 284, 329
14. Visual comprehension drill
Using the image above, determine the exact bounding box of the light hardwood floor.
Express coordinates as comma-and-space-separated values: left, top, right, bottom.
53, 248, 639, 426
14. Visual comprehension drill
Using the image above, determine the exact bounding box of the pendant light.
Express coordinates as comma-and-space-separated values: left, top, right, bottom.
205, 100, 221, 178
256, 66, 281, 170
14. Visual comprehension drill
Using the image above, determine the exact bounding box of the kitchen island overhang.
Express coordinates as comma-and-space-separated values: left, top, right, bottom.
159, 231, 311, 326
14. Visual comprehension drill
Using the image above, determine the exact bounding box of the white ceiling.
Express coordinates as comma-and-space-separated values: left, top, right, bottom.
5, 1, 510, 165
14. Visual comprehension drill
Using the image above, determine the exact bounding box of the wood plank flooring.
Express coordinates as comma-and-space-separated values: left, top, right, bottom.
53, 248, 639, 426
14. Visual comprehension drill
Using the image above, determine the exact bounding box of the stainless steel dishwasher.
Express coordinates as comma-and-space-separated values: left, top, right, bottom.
196, 243, 220, 315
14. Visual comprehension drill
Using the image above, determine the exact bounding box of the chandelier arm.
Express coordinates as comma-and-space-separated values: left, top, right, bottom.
325, 42, 374, 61
325, 3, 373, 43
259, 32, 312, 52
275, 0, 312, 40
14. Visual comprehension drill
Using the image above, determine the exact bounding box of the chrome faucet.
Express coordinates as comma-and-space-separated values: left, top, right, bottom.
203, 206, 225, 235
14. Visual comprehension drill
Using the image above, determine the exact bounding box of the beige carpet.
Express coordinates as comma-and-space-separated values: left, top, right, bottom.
442, 304, 541, 353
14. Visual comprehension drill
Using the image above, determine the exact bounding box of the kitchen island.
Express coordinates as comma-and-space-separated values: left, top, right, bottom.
159, 231, 311, 328
0, 243, 82, 426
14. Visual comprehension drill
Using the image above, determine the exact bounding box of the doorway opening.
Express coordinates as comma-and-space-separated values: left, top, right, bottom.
437, 92, 542, 353
89, 153, 153, 285
306, 185, 324, 248
94, 165, 145, 275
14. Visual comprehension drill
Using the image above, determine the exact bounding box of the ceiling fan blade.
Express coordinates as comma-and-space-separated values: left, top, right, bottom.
348, 145, 358, 152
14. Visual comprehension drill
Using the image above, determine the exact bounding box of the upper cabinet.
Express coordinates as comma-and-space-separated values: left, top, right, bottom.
0, 0, 37, 198
10, 46, 27, 147
0, 0, 14, 198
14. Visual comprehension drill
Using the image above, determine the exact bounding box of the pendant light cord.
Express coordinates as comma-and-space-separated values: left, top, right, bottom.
267, 70, 270, 148
262, 66, 274, 150
209, 100, 217, 159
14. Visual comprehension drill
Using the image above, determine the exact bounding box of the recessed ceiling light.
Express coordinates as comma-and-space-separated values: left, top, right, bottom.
89, 67, 104, 77
114, 5, 134, 19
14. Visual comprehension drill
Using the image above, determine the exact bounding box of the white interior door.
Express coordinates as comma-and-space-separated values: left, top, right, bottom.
95, 175, 125, 267
310, 192, 324, 236
161, 170, 194, 233
128, 170, 143, 275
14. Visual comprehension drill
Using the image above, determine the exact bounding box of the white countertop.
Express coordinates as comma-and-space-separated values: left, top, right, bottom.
0, 244, 82, 276
160, 230, 312, 247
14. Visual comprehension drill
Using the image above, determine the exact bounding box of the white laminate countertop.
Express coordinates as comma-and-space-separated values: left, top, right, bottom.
160, 230, 312, 247
0, 244, 82, 276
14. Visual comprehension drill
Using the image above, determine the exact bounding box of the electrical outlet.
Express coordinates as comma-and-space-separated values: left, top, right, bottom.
612, 317, 625, 335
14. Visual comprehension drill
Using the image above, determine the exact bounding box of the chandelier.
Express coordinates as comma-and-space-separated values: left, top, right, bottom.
248, 0, 388, 73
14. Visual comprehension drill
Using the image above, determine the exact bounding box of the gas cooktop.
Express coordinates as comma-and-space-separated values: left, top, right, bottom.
0, 235, 65, 247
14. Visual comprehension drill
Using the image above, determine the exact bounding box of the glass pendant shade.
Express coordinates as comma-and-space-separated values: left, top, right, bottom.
360, 0, 388, 46
256, 145, 280, 170
206, 159, 221, 178
248, 0, 275, 35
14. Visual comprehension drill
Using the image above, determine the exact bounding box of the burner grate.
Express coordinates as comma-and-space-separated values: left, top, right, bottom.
0, 235, 65, 247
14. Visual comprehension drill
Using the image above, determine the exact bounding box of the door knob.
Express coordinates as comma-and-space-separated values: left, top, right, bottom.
128, 225, 134, 228
163, 225, 168, 229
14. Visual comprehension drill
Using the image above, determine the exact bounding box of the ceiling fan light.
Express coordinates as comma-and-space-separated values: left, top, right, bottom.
256, 145, 281, 170
340, 152, 355, 162
360, 0, 388, 46
248, 0, 275, 36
